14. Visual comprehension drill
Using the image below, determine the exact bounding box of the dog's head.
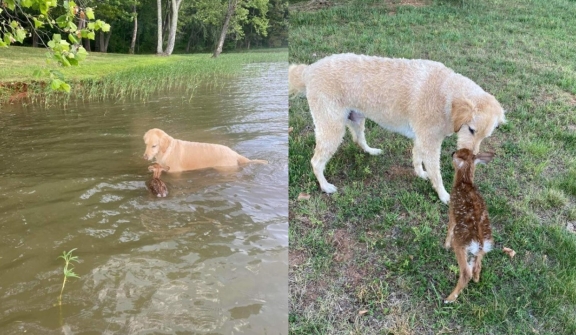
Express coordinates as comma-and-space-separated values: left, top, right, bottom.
452, 95, 506, 154
143, 128, 172, 161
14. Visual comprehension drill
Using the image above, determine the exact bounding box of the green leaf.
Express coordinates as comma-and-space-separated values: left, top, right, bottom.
51, 79, 64, 90
56, 15, 68, 28
68, 34, 79, 44
5, 0, 15, 11
21, 0, 33, 7
87, 22, 95, 30
33, 18, 44, 29
80, 30, 90, 38
53, 34, 62, 43
16, 29, 27, 43
69, 22, 77, 33
47, 40, 55, 48
3, 35, 11, 45
86, 7, 95, 20
51, 70, 65, 81
76, 46, 88, 61
0, 41, 7, 48
10, 20, 19, 29
62, 57, 71, 67
33, 70, 43, 78
4, 0, 16, 10
87, 31, 95, 40
101, 24, 111, 33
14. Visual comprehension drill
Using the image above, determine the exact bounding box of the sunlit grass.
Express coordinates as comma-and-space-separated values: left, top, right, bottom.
0, 46, 288, 105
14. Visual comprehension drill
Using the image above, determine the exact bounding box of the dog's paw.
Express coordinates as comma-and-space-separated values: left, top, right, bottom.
366, 148, 382, 155
439, 192, 450, 204
416, 170, 429, 180
321, 183, 338, 194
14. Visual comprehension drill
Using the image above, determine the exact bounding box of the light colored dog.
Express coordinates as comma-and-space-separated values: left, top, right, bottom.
289, 53, 506, 203
143, 128, 267, 172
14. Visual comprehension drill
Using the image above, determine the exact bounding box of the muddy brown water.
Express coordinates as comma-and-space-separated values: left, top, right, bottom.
0, 62, 288, 334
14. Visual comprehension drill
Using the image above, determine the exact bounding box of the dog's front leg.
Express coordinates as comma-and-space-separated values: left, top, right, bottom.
416, 140, 450, 204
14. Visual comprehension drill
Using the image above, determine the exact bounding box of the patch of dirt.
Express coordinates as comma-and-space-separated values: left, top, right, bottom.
386, 165, 415, 180
567, 222, 575, 234
290, 249, 307, 268
386, 0, 432, 15
329, 228, 356, 262
0, 82, 30, 104
289, 0, 336, 12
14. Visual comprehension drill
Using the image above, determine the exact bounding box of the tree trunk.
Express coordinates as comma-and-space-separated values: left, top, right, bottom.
104, 31, 111, 52
156, 0, 164, 54
164, 0, 183, 55
98, 31, 105, 52
129, 5, 138, 54
213, 0, 239, 58
162, 0, 171, 47
77, 13, 90, 51
32, 30, 38, 47
186, 27, 195, 53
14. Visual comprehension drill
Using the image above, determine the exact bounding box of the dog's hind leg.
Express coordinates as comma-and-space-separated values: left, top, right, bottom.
309, 101, 347, 194
346, 111, 382, 156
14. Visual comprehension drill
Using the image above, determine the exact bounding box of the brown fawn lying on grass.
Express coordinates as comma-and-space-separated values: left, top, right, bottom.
444, 148, 495, 303
147, 163, 170, 197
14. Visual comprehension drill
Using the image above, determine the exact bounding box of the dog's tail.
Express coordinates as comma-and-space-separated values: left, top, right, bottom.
238, 156, 268, 165
248, 159, 268, 164
288, 64, 308, 96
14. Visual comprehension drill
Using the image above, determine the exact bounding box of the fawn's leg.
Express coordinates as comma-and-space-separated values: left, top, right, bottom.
444, 214, 456, 249
445, 246, 472, 303
472, 250, 486, 283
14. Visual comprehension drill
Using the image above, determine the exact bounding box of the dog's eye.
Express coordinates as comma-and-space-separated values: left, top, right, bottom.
152, 145, 157, 148
468, 126, 476, 135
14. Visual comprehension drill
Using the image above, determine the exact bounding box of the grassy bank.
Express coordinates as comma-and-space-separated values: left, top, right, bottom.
0, 46, 287, 105
289, 0, 576, 334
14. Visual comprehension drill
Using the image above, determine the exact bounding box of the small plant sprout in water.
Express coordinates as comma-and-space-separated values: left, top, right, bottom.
57, 248, 80, 305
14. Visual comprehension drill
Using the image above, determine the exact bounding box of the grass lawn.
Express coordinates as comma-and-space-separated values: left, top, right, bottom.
0, 46, 287, 105
289, 0, 576, 334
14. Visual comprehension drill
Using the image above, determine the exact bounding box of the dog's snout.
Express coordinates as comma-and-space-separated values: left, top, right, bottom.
143, 153, 148, 160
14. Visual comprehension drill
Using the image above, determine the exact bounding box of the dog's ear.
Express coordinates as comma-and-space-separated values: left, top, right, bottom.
148, 165, 155, 172
163, 165, 170, 172
452, 98, 475, 133
159, 134, 171, 154
474, 152, 495, 165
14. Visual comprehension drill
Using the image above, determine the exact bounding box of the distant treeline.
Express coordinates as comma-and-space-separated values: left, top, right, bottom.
3, 0, 288, 54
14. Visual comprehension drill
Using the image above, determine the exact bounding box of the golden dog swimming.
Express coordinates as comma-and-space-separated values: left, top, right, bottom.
143, 128, 267, 172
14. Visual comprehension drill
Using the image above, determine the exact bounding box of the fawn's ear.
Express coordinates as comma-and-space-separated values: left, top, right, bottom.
474, 152, 495, 165
452, 98, 475, 133
452, 154, 465, 168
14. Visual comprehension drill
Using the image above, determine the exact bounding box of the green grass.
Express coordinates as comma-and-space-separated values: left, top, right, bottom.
0, 46, 287, 105
289, 0, 576, 334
